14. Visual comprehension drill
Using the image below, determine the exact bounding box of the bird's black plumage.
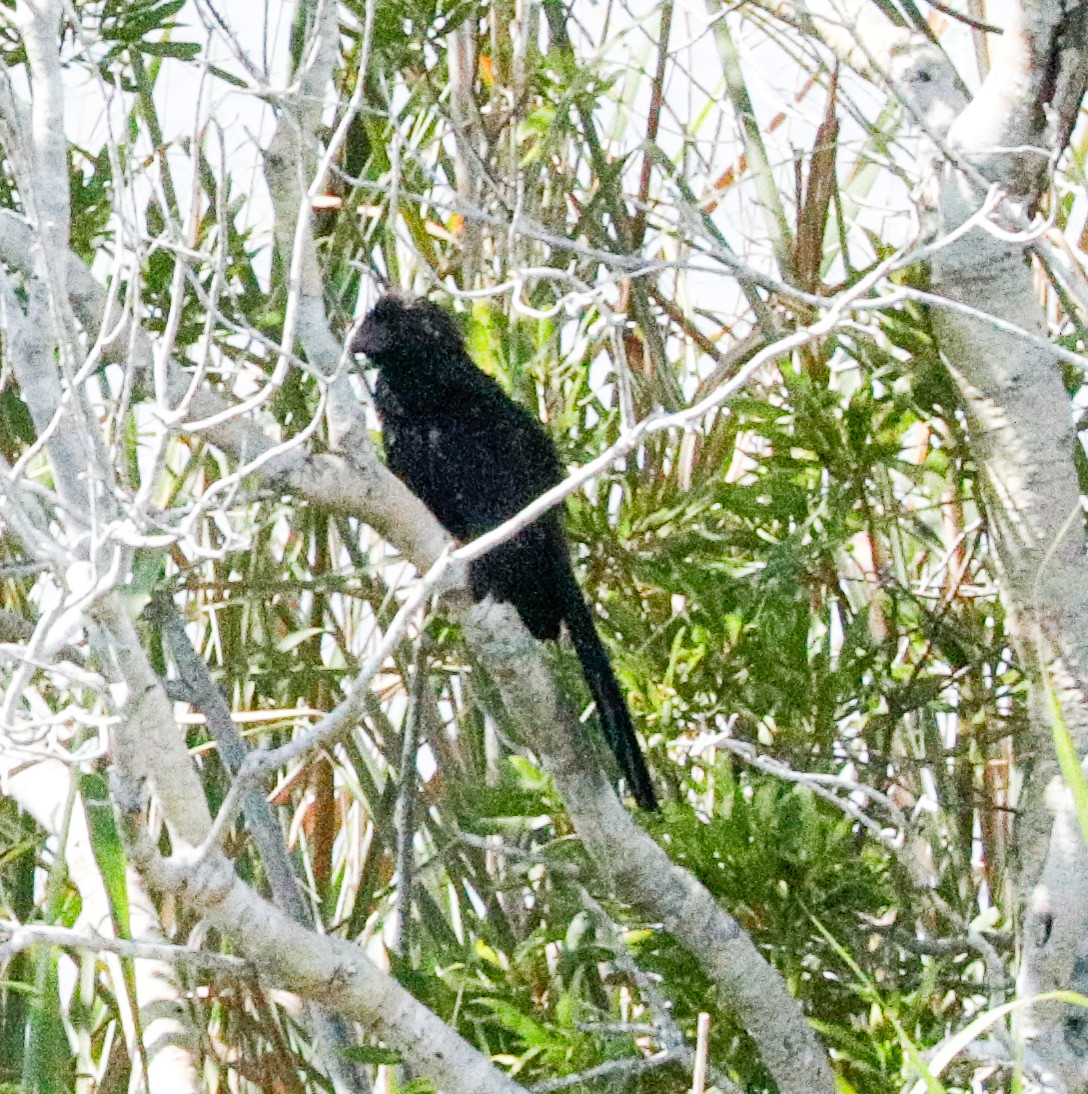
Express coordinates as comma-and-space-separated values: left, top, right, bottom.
353, 294, 657, 810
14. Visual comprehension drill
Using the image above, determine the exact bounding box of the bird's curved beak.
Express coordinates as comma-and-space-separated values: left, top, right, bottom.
350, 318, 385, 358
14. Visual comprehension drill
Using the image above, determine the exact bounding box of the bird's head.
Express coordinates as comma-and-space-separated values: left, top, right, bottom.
351, 294, 466, 376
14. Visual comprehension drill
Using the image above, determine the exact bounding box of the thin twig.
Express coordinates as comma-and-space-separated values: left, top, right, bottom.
0, 919, 254, 978
530, 1050, 674, 1092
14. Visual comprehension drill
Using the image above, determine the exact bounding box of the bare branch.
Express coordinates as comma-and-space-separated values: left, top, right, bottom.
0, 919, 254, 977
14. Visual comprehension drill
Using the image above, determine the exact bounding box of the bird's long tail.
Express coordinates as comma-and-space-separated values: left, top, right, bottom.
561, 573, 657, 810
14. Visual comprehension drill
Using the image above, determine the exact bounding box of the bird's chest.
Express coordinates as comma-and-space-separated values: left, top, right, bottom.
378, 394, 500, 537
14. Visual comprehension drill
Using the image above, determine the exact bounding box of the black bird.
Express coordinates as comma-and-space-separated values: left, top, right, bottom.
352, 294, 657, 810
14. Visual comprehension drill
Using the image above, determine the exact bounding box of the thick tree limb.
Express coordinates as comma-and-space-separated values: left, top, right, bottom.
117, 783, 530, 1094
916, 0, 1088, 1086
465, 600, 836, 1094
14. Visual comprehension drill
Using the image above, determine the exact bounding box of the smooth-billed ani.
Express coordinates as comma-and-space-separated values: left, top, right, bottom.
352, 294, 657, 810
